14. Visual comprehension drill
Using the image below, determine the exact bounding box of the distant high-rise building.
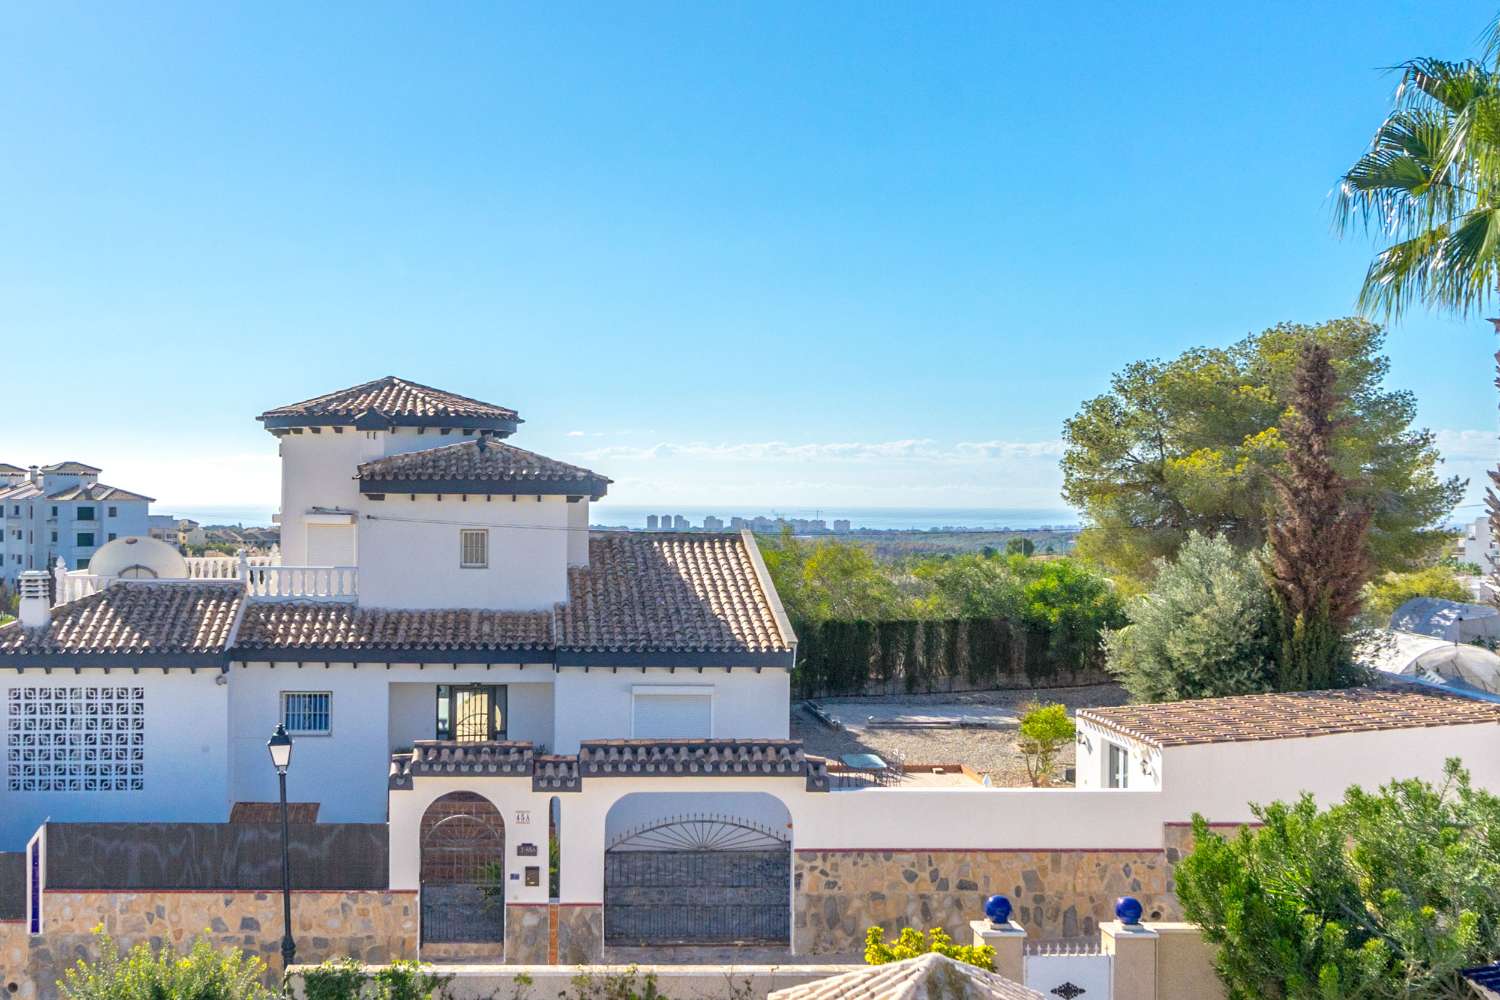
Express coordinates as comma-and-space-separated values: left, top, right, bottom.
730, 517, 748, 530
661, 512, 672, 530
703, 515, 724, 531
833, 519, 851, 533
673, 515, 689, 530
646, 514, 659, 530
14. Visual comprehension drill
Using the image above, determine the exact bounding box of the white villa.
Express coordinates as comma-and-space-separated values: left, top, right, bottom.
3, 376, 1500, 983
0, 463, 152, 581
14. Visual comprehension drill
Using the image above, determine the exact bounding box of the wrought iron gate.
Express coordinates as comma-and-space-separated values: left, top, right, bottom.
420, 792, 506, 945
604, 815, 790, 946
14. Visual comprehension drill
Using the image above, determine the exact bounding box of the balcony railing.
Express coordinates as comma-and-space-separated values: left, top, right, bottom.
52, 550, 356, 605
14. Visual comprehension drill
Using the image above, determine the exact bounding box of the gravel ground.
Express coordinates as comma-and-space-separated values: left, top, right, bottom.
791, 683, 1130, 787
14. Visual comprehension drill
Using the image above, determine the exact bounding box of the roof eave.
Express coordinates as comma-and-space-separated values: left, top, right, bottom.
358, 477, 609, 499
258, 413, 521, 433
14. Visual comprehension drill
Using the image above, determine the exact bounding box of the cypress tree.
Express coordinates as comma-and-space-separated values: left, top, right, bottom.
1264, 340, 1373, 689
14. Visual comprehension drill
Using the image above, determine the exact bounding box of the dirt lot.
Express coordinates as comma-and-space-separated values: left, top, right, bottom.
791, 683, 1130, 787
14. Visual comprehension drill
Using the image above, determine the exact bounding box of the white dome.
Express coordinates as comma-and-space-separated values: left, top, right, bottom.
88, 536, 189, 580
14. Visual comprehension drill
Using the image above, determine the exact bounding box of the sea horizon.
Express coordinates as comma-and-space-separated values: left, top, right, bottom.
160, 503, 1082, 532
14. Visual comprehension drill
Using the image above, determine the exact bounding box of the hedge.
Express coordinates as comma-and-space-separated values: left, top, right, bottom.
791, 616, 1109, 698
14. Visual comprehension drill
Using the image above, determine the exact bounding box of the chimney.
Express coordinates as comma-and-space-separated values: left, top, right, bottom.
18, 570, 50, 629
26, 465, 37, 483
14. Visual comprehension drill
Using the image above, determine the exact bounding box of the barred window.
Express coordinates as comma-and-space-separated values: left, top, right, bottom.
460, 529, 488, 569
281, 692, 331, 735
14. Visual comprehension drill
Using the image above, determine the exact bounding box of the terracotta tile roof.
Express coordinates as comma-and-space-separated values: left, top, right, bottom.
1078, 687, 1500, 748
234, 602, 554, 653
40, 461, 101, 474
258, 376, 519, 428
769, 953, 1044, 1000
45, 483, 155, 502
229, 802, 320, 823
0, 582, 243, 658
559, 533, 792, 655
578, 738, 808, 776
356, 439, 610, 497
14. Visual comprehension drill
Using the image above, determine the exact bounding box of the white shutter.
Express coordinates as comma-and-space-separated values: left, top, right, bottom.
631, 687, 712, 738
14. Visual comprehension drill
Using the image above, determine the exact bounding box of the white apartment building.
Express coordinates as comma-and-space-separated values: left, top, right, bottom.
0, 462, 152, 582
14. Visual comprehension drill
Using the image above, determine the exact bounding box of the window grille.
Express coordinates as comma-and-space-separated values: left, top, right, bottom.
282, 691, 331, 735
459, 529, 488, 568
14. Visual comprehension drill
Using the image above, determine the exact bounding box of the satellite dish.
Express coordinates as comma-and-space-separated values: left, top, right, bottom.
89, 536, 189, 580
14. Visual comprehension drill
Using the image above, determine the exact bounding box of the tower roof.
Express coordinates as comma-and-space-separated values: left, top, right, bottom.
41, 461, 102, 474
258, 376, 521, 433
355, 439, 610, 498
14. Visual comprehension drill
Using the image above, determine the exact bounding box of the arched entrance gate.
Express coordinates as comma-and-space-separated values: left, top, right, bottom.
419, 792, 506, 946
604, 814, 791, 946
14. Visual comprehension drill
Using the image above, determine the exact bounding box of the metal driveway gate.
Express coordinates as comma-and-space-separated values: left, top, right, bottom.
420, 792, 505, 945
604, 815, 790, 945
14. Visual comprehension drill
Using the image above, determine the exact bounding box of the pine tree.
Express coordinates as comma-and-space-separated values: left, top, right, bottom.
1264, 340, 1372, 689
1488, 336, 1500, 606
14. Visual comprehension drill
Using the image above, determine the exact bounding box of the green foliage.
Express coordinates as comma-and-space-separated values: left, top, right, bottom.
562, 966, 668, 1000
59, 930, 274, 1000
1061, 319, 1462, 582
1177, 760, 1500, 999
1335, 13, 1500, 321
761, 537, 1123, 696
1103, 533, 1279, 703
1017, 702, 1075, 787
1005, 536, 1035, 557
295, 959, 449, 1000
1361, 566, 1473, 625
863, 926, 995, 971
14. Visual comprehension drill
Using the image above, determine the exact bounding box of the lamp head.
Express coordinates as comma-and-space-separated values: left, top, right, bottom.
267, 723, 293, 773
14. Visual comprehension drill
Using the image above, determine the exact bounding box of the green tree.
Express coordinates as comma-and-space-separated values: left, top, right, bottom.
1017, 701, 1075, 787
1018, 558, 1123, 674
1061, 319, 1462, 582
1104, 533, 1279, 703
1005, 536, 1035, 557
1362, 566, 1473, 625
758, 531, 907, 623
1177, 760, 1500, 1000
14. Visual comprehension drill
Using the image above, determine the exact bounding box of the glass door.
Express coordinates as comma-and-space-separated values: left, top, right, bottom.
436, 684, 507, 741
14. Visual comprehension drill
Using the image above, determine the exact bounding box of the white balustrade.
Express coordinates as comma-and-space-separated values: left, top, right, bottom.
243, 565, 358, 600
55, 570, 113, 605
184, 555, 276, 579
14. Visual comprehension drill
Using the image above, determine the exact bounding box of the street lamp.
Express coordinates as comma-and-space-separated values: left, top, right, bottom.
266, 724, 296, 970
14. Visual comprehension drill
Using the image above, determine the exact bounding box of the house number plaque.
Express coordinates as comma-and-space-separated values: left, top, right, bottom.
517, 843, 539, 857
514, 810, 531, 825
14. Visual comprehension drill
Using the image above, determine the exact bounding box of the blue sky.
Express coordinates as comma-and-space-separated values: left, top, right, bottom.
2, 2, 1496, 520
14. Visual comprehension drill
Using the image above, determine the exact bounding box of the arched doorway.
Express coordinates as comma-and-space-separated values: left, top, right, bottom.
604, 793, 791, 947
420, 792, 506, 946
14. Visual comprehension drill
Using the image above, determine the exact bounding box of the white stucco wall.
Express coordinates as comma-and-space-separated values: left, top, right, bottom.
550, 669, 790, 753
357, 494, 571, 610
566, 499, 590, 567
277, 431, 383, 565
226, 662, 554, 823
0, 669, 230, 849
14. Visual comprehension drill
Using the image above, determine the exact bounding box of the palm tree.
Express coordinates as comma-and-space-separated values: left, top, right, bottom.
1335, 17, 1500, 319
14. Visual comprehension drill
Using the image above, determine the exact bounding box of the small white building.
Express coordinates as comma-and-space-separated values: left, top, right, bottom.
0, 462, 152, 581
1460, 515, 1500, 576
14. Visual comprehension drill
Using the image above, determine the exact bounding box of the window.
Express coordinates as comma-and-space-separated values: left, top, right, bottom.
631, 685, 713, 738
281, 692, 332, 735
75, 557, 89, 570
7, 686, 146, 792
76, 507, 96, 521
50, 531, 57, 543
50, 506, 57, 517
459, 529, 488, 568
76, 532, 95, 548
1106, 743, 1129, 789
107, 533, 116, 542
107, 506, 117, 518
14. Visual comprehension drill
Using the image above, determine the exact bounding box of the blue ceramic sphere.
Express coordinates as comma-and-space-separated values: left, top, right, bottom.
984, 894, 1012, 926
1115, 896, 1144, 925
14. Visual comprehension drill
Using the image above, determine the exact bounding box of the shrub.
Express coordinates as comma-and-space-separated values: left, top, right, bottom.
301, 958, 368, 1000
1017, 702, 1074, 787
58, 930, 274, 1000
1361, 566, 1472, 625
1103, 532, 1279, 702
1177, 759, 1500, 998
863, 926, 995, 971
371, 961, 450, 1000
295, 959, 449, 1000
562, 966, 668, 1000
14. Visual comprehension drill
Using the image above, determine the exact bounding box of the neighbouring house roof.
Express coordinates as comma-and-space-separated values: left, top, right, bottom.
229, 802, 320, 823
45, 483, 155, 503
233, 603, 554, 656
1390, 596, 1500, 642
0, 463, 24, 475
258, 376, 521, 432
0, 582, 244, 666
768, 953, 1044, 1000
558, 532, 794, 662
355, 438, 611, 498
1078, 686, 1500, 749
0, 482, 41, 501
40, 461, 102, 474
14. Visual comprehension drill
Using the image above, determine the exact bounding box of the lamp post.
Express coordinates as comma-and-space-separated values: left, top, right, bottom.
266, 724, 296, 970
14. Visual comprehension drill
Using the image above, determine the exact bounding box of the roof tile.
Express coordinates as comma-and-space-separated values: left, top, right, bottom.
0, 582, 243, 657
356, 439, 609, 495
1078, 687, 1500, 748
234, 602, 553, 652
259, 376, 518, 425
